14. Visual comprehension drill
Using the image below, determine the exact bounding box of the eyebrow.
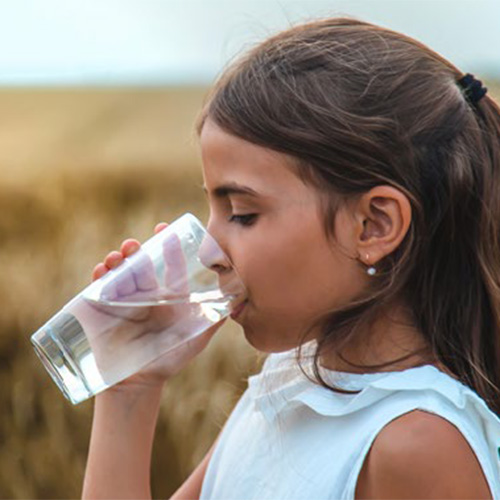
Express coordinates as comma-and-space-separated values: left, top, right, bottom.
202, 182, 260, 199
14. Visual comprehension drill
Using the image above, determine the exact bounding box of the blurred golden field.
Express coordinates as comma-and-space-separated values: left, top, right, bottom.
1, 80, 499, 499
0, 87, 261, 499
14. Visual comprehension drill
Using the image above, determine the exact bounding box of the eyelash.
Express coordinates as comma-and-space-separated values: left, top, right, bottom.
228, 214, 258, 227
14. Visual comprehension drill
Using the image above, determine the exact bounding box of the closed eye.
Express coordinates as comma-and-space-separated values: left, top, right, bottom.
228, 214, 258, 227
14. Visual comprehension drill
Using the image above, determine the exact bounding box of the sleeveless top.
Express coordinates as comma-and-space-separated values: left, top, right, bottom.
200, 347, 500, 499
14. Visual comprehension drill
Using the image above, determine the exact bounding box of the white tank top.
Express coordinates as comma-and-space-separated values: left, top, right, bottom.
200, 348, 500, 499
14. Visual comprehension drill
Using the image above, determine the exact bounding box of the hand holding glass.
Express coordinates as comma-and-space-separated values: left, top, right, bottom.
31, 213, 246, 404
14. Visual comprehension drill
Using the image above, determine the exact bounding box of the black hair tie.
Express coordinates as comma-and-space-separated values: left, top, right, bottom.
457, 73, 488, 105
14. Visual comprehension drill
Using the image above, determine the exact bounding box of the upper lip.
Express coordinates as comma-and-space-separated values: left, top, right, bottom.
219, 278, 248, 303
217, 267, 247, 295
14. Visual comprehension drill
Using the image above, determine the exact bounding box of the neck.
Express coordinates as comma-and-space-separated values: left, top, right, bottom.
319, 303, 440, 374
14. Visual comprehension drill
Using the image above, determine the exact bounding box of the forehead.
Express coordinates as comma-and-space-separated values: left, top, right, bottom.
199, 120, 308, 198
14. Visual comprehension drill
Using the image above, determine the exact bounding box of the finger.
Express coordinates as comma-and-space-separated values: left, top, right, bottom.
163, 233, 188, 296
114, 267, 137, 297
120, 236, 157, 292
120, 238, 155, 294
154, 222, 168, 235
120, 238, 141, 257
92, 263, 108, 282
100, 253, 136, 300
130, 250, 158, 292
104, 251, 124, 270
101, 242, 156, 301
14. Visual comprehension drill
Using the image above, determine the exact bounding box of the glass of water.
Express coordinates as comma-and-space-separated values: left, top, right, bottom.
31, 213, 246, 404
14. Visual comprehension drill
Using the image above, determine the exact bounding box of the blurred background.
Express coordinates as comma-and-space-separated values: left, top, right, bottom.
0, 1, 499, 498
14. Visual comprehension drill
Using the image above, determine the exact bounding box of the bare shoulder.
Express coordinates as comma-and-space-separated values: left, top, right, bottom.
355, 410, 492, 499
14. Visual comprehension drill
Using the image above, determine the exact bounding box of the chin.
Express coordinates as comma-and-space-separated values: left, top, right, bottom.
242, 324, 301, 353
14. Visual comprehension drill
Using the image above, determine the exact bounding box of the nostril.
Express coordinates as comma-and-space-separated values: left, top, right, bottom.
211, 263, 226, 273
210, 264, 232, 275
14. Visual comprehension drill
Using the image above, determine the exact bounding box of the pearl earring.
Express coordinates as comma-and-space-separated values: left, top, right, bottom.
365, 253, 376, 276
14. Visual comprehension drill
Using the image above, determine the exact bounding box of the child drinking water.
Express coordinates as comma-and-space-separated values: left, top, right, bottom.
82, 17, 500, 499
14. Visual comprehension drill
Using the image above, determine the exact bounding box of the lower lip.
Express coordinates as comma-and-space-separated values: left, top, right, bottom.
230, 300, 248, 319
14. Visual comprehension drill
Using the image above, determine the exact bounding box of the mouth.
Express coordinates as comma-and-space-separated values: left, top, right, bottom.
230, 299, 248, 320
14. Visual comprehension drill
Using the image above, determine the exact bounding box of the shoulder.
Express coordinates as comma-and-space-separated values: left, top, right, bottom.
355, 410, 492, 499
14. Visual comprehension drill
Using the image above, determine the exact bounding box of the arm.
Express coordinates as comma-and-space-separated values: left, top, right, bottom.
355, 410, 492, 499
82, 382, 216, 500
82, 383, 164, 499
82, 230, 222, 499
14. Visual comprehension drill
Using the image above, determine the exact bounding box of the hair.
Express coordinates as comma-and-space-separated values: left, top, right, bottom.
195, 17, 500, 414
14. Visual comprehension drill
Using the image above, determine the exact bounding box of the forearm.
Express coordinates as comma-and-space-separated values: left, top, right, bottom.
82, 383, 164, 500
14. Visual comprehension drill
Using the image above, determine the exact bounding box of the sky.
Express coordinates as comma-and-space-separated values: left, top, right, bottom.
0, 0, 498, 86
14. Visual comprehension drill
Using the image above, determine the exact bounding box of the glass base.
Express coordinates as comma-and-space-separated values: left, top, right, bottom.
31, 315, 92, 405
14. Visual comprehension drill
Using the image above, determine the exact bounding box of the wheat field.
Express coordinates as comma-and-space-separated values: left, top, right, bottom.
1, 81, 499, 499
0, 87, 262, 499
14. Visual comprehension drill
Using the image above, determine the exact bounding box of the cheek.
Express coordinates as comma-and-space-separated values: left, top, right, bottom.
237, 227, 353, 314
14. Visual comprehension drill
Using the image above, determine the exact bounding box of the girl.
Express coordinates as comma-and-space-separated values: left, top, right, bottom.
82, 17, 500, 499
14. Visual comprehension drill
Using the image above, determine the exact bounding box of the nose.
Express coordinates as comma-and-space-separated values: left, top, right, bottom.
201, 218, 246, 302
198, 232, 232, 274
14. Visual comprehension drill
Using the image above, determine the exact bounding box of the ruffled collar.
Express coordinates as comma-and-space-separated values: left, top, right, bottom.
246, 345, 500, 483
246, 345, 488, 423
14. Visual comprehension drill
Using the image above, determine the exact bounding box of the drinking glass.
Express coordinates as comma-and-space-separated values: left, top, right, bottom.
31, 213, 246, 404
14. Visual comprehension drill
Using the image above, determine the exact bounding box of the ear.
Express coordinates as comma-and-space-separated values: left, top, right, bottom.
354, 185, 412, 266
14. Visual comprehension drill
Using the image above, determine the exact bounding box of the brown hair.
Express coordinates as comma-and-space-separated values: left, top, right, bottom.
195, 17, 500, 414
